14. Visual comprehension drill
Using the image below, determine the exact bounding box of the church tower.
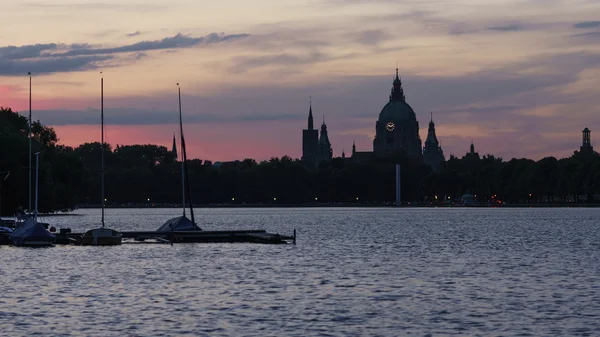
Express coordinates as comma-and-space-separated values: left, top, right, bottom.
580, 127, 594, 154
422, 113, 445, 172
373, 69, 422, 159
316, 116, 333, 165
171, 132, 178, 160
465, 140, 480, 159
302, 99, 319, 168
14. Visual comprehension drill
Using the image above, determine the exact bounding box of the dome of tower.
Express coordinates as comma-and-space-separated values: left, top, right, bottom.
378, 100, 417, 123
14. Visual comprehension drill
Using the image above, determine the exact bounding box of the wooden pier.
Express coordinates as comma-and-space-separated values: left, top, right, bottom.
0, 229, 296, 246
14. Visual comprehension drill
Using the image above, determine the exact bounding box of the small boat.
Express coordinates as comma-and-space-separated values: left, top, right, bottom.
81, 227, 122, 246
80, 74, 122, 246
9, 218, 55, 247
9, 153, 56, 247
157, 215, 201, 232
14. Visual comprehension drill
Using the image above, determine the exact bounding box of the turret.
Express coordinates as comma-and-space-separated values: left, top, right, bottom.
390, 68, 405, 102
580, 127, 594, 153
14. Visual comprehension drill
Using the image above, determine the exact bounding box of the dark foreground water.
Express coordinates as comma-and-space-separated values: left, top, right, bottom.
1, 207, 599, 336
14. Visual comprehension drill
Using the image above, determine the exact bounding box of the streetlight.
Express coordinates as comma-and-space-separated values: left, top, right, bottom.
0, 171, 10, 218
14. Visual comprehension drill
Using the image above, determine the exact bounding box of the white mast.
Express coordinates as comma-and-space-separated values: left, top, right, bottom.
101, 73, 105, 228
177, 83, 186, 217
28, 72, 32, 215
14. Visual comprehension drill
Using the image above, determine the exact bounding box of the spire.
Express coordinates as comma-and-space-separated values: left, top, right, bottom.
172, 131, 178, 159
390, 68, 405, 102
307, 97, 314, 130
470, 139, 475, 154
342, 149, 346, 159
352, 141, 356, 156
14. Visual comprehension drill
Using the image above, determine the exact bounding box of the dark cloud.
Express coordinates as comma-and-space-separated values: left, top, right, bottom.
126, 31, 142, 37
0, 55, 111, 76
0, 33, 250, 76
571, 32, 600, 38
574, 21, 600, 29
54, 33, 250, 57
487, 23, 524, 31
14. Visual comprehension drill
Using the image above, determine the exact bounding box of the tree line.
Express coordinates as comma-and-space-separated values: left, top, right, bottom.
1, 106, 599, 215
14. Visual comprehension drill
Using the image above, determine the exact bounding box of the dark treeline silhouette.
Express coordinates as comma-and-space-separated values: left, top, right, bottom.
1, 107, 599, 215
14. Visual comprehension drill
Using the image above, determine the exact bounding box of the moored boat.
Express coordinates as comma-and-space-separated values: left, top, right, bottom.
9, 218, 55, 247
80, 74, 122, 246
81, 227, 122, 246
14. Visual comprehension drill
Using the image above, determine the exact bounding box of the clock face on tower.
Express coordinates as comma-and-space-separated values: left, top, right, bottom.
386, 122, 395, 132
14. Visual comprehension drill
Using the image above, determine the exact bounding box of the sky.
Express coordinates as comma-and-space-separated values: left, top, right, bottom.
1, 0, 599, 161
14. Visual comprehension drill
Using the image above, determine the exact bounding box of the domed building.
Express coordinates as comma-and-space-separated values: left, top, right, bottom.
301, 69, 445, 171
373, 69, 423, 158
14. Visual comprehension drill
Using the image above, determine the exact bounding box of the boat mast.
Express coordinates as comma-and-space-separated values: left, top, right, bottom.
101, 73, 105, 228
177, 84, 195, 224
28, 72, 32, 215
177, 84, 185, 217
34, 152, 39, 221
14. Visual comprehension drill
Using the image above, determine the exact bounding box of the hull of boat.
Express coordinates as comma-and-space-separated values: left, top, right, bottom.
13, 240, 55, 247
81, 228, 122, 246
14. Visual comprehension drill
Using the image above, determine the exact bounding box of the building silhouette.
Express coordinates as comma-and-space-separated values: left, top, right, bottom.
302, 101, 320, 168
315, 116, 333, 165
171, 132, 178, 160
464, 140, 480, 160
422, 113, 445, 172
580, 127, 594, 154
300, 69, 446, 171
373, 69, 424, 159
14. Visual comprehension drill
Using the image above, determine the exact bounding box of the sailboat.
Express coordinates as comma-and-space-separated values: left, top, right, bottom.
81, 74, 122, 246
156, 83, 202, 232
10, 152, 56, 247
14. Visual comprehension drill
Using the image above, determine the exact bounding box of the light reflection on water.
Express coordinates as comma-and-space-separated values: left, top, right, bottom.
1, 207, 599, 336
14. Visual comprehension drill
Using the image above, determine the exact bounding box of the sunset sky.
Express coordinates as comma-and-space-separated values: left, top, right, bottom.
1, 0, 599, 161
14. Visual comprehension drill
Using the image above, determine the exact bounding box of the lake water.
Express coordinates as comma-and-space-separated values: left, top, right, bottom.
1, 207, 599, 336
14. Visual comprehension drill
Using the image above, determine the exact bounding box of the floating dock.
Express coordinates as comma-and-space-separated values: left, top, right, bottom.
0, 229, 296, 246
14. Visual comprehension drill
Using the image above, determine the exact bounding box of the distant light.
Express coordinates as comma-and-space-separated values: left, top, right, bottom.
448, 196, 450, 200
273, 197, 277, 201
356, 197, 359, 200
434, 195, 438, 200
528, 193, 532, 197
147, 198, 150, 201
231, 197, 235, 201
104, 198, 107, 202
315, 197, 318, 201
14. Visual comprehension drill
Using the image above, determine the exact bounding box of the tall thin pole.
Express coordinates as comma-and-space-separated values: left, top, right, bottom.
34, 152, 39, 220
101, 74, 105, 228
28, 72, 32, 215
395, 164, 401, 206
177, 84, 186, 216
0, 172, 8, 218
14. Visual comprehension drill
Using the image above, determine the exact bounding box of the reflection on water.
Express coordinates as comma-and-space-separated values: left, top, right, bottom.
1, 208, 599, 336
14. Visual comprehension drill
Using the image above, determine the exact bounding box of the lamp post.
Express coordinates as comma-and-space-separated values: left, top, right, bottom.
0, 171, 10, 218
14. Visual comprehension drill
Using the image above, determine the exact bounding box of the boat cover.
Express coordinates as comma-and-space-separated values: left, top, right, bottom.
9, 218, 56, 245
156, 215, 202, 232
0, 226, 13, 233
